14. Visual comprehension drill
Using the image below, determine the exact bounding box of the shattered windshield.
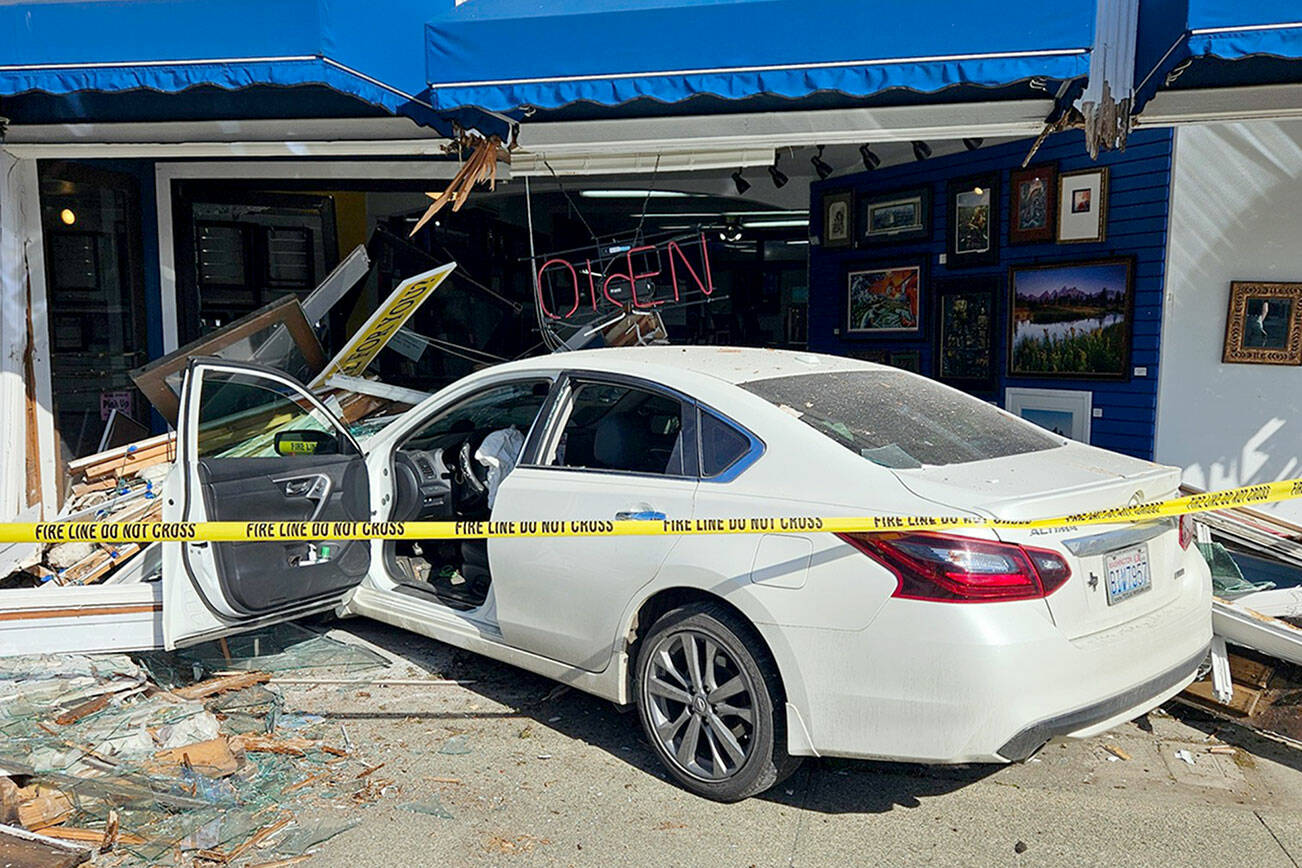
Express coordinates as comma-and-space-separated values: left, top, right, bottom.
741, 370, 1061, 468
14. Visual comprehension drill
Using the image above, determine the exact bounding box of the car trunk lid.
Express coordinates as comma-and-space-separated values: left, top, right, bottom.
890, 444, 1185, 639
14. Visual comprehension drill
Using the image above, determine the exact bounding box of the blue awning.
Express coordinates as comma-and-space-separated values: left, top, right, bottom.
1186, 0, 1302, 61
0, 0, 447, 128
1132, 0, 1302, 118
423, 0, 1095, 114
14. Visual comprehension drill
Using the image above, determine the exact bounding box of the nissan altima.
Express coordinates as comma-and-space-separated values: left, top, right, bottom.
163, 347, 1212, 801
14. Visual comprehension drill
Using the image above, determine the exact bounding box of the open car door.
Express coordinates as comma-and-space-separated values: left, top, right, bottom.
162, 359, 370, 649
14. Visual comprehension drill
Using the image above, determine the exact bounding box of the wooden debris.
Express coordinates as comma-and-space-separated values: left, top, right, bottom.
53, 696, 110, 727
244, 856, 311, 868
0, 777, 20, 826
100, 810, 118, 853
282, 771, 330, 794
171, 671, 271, 701
37, 826, 145, 846
148, 738, 240, 778
228, 734, 344, 758
226, 815, 292, 861
1102, 744, 1131, 761
0, 824, 91, 868
16, 786, 73, 831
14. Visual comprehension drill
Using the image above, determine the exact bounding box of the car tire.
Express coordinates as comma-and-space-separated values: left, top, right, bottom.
634, 602, 802, 802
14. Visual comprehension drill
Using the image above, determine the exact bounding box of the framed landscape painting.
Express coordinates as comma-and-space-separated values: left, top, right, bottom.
1008, 258, 1133, 379
1222, 281, 1302, 365
934, 277, 997, 392
857, 186, 930, 246
846, 263, 922, 334
1009, 164, 1056, 244
1004, 387, 1092, 443
946, 174, 999, 267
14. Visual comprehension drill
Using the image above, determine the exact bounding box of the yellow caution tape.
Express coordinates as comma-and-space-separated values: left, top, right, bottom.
2, 478, 1301, 544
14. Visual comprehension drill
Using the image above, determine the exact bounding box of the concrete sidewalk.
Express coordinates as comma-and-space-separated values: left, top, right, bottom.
277, 618, 1302, 866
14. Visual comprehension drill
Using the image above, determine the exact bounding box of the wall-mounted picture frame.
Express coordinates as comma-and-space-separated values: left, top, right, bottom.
848, 349, 890, 364
934, 277, 998, 392
1008, 257, 1133, 379
1222, 281, 1302, 365
946, 174, 999, 267
1004, 386, 1092, 443
1057, 167, 1109, 243
889, 350, 922, 373
1009, 164, 1056, 245
821, 190, 853, 249
846, 262, 923, 335
856, 186, 931, 246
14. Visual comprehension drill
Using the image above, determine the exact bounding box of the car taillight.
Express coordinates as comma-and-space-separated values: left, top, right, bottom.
836, 532, 1072, 603
1178, 514, 1195, 550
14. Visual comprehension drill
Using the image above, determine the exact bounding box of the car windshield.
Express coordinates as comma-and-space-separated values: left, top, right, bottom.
740, 369, 1061, 468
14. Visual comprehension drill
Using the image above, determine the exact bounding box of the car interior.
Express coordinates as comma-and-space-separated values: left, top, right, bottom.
385, 377, 688, 611
386, 379, 551, 610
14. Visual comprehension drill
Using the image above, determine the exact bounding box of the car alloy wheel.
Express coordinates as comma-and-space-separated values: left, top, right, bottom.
643, 628, 758, 781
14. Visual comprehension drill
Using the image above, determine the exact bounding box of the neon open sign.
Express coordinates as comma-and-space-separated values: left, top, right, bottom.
535, 233, 715, 320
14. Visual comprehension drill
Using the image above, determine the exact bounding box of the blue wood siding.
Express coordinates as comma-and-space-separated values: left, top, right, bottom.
808, 129, 1173, 460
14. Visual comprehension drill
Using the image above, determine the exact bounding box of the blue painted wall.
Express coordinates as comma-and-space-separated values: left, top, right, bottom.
808, 128, 1173, 460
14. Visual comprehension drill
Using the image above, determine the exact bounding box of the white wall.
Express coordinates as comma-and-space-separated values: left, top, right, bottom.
1156, 121, 1302, 522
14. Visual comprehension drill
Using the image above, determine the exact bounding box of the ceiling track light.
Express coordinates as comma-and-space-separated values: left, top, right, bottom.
963, 137, 984, 151
858, 143, 881, 171
911, 140, 932, 161
811, 145, 834, 180
768, 152, 789, 189
731, 168, 751, 196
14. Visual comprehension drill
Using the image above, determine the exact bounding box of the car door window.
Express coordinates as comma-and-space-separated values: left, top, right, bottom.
197, 370, 357, 459
549, 382, 689, 476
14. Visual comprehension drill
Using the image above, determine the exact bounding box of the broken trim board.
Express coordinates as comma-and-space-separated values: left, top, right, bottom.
309, 263, 456, 389
0, 823, 90, 867
1213, 597, 1302, 667
0, 583, 162, 656
1230, 586, 1302, 619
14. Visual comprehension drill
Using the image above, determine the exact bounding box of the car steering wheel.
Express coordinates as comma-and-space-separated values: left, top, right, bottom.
454, 432, 492, 512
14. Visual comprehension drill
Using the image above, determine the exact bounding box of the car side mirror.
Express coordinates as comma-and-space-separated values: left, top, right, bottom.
274, 429, 339, 457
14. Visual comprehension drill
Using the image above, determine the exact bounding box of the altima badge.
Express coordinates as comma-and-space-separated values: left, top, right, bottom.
1088, 572, 1099, 591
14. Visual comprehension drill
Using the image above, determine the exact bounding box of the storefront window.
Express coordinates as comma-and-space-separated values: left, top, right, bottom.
39, 162, 149, 465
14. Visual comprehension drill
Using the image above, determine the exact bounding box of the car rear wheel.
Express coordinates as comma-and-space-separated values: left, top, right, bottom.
634, 603, 801, 801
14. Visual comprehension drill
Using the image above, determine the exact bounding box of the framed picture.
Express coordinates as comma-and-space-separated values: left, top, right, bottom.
934, 277, 998, 391
1222, 281, 1302, 365
946, 174, 999, 267
1008, 258, 1133, 379
889, 350, 922, 373
1057, 168, 1108, 243
1004, 387, 1092, 443
822, 190, 853, 249
857, 186, 930, 246
849, 349, 890, 364
846, 262, 923, 335
1009, 164, 1056, 244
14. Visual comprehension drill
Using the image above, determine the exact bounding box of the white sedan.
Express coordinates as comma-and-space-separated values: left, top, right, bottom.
163, 347, 1212, 801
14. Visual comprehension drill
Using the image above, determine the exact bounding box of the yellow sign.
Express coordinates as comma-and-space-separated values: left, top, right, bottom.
309, 263, 456, 389
2, 478, 1301, 544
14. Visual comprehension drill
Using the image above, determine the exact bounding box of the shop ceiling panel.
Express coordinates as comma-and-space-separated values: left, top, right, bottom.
423, 0, 1095, 113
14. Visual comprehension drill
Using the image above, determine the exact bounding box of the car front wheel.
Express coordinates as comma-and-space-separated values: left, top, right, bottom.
634, 602, 801, 801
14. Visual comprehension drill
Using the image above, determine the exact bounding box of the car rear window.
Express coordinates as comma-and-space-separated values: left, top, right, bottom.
740, 370, 1061, 468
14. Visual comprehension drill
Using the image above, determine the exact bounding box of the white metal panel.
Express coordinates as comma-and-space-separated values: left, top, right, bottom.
0, 582, 163, 656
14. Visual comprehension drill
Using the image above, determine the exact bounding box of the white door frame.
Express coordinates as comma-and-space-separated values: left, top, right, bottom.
0, 152, 58, 517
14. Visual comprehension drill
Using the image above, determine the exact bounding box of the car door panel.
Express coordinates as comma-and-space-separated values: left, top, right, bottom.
490, 468, 696, 671
163, 360, 369, 649
198, 454, 370, 614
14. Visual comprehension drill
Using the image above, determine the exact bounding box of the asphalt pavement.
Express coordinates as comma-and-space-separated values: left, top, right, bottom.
269, 618, 1302, 867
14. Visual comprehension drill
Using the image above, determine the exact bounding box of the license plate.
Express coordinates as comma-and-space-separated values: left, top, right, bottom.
1105, 545, 1151, 605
